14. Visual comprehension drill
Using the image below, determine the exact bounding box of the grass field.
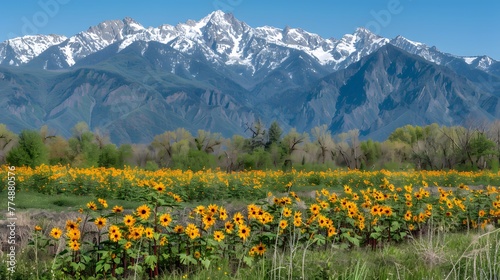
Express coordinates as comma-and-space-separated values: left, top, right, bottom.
0, 165, 499, 279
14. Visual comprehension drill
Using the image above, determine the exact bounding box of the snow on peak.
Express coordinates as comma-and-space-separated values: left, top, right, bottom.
476, 56, 495, 70
0, 34, 67, 65
462, 56, 476, 64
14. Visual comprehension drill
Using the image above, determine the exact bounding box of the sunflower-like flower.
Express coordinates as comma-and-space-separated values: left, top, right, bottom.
98, 198, 108, 208
160, 236, 168, 246
173, 225, 184, 234
66, 229, 81, 241
109, 227, 122, 242
123, 215, 136, 227
279, 220, 288, 230
65, 220, 79, 231
238, 224, 251, 241
202, 214, 216, 230
225, 221, 234, 233
145, 227, 154, 239
159, 213, 172, 227
213, 230, 225, 242
112, 205, 124, 213
253, 242, 266, 256
50, 227, 63, 239
154, 182, 166, 192
136, 204, 151, 220
218, 206, 228, 221
233, 212, 245, 225
185, 223, 200, 240
87, 201, 97, 211
68, 240, 80, 251
94, 217, 107, 230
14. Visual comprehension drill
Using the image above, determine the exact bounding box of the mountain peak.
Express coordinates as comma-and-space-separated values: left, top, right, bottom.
354, 27, 375, 36
122, 17, 145, 31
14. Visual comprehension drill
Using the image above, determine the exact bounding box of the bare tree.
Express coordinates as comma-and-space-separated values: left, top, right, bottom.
311, 125, 335, 164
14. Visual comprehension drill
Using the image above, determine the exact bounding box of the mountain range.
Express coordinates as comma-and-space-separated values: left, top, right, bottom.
1, 10, 499, 144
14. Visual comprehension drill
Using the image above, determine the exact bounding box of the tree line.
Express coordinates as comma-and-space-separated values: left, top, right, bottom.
1, 120, 499, 171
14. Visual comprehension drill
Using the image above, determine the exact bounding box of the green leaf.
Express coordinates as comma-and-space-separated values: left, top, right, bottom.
390, 221, 401, 231
115, 267, 124, 275
374, 225, 385, 232
370, 232, 381, 239
179, 253, 197, 265
79, 263, 86, 271
243, 256, 254, 267
104, 263, 111, 272
201, 258, 211, 269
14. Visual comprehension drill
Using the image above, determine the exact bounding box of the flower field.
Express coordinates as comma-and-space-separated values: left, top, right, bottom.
1, 165, 500, 279
4, 165, 500, 201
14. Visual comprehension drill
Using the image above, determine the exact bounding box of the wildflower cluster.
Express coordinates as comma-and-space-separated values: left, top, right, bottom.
20, 172, 500, 278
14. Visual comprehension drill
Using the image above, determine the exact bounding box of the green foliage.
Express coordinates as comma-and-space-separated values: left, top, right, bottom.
6, 130, 49, 167
98, 144, 119, 168
172, 148, 216, 171
267, 120, 283, 147
240, 147, 273, 170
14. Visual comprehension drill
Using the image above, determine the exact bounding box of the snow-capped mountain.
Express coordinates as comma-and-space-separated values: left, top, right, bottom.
0, 34, 67, 66
2, 10, 498, 76
0, 11, 398, 74
29, 17, 146, 69
1, 10, 499, 144
390, 35, 499, 74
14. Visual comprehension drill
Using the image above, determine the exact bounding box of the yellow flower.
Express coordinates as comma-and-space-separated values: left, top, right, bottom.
478, 210, 485, 217
87, 201, 97, 211
174, 225, 184, 234
202, 214, 216, 230
109, 225, 120, 234
124, 241, 132, 250
129, 226, 144, 240
218, 207, 228, 221
145, 227, 154, 239
404, 210, 412, 221
213, 230, 225, 242
68, 240, 80, 251
160, 236, 168, 246
112, 205, 124, 213
327, 226, 337, 237
194, 251, 201, 259
253, 242, 266, 256
282, 207, 292, 217
238, 224, 251, 241
382, 206, 393, 216
309, 204, 321, 215
109, 229, 122, 242
65, 220, 79, 231
34, 225, 42, 231
279, 220, 288, 230
154, 182, 166, 192
159, 213, 172, 227
94, 217, 107, 230
225, 221, 234, 233
123, 215, 136, 227
66, 229, 81, 241
207, 204, 218, 215
50, 227, 62, 239
98, 198, 108, 208
136, 204, 151, 220
185, 223, 200, 240
233, 212, 245, 225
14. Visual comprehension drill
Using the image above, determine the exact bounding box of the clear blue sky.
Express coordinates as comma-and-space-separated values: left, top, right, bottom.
1, 0, 499, 60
